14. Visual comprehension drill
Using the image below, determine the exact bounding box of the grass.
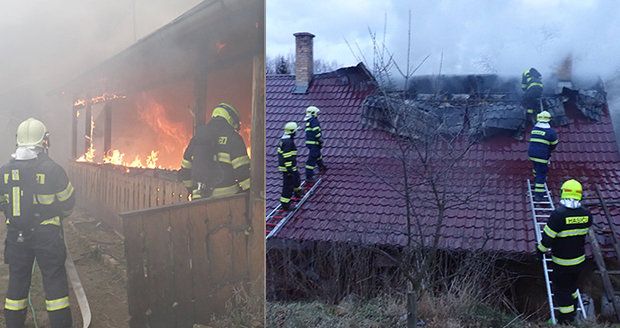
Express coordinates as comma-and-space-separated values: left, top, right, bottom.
266, 293, 619, 328
207, 282, 265, 328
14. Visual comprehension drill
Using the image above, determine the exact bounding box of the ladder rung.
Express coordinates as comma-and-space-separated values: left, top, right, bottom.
596, 270, 620, 275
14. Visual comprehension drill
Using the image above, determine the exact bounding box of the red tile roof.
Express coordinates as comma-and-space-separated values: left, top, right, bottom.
266, 65, 620, 256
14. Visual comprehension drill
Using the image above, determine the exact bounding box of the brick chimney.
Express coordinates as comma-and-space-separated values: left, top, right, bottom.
293, 32, 315, 94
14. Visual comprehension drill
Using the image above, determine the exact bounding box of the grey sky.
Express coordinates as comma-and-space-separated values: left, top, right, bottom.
267, 0, 620, 78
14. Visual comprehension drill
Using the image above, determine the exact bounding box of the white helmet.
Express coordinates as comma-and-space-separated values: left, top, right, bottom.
306, 106, 320, 117
284, 122, 298, 135
16, 118, 49, 148
537, 111, 551, 123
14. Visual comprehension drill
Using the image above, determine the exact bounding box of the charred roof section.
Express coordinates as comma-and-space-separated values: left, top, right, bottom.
362, 74, 608, 141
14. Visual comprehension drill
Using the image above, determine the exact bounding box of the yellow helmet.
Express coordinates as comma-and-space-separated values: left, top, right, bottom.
537, 111, 551, 123
212, 103, 240, 130
561, 179, 583, 200
16, 118, 48, 148
284, 122, 298, 135
306, 106, 320, 117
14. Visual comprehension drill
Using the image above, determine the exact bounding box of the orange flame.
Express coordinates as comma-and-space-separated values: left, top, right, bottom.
77, 146, 165, 169
73, 93, 127, 108
76, 146, 95, 162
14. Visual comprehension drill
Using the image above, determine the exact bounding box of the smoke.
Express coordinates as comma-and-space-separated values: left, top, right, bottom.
267, 0, 620, 78
0, 0, 202, 163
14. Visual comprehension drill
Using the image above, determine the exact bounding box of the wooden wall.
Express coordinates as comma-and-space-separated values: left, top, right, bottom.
122, 194, 262, 327
68, 162, 189, 233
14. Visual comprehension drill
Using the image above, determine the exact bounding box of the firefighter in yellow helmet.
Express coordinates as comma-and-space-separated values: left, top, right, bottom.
180, 103, 250, 200
277, 122, 302, 211
0, 118, 75, 327
536, 179, 591, 325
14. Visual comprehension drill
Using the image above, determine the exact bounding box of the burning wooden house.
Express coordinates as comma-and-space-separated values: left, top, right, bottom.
57, 1, 265, 326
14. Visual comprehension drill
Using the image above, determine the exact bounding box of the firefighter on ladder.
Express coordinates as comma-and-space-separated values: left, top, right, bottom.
278, 122, 302, 211
528, 111, 558, 201
180, 103, 251, 200
0, 118, 75, 328
304, 106, 327, 183
537, 179, 591, 325
522, 67, 544, 119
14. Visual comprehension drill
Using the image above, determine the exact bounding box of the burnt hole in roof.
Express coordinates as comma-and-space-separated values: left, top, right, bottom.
362, 75, 608, 142
577, 89, 607, 121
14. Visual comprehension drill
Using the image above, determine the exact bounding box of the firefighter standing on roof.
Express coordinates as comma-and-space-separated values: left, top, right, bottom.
528, 111, 558, 201
522, 67, 544, 119
1, 118, 75, 328
180, 103, 251, 200
304, 106, 327, 182
278, 122, 302, 211
537, 179, 591, 325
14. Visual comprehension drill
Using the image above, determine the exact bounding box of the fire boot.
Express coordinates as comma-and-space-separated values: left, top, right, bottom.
292, 188, 303, 201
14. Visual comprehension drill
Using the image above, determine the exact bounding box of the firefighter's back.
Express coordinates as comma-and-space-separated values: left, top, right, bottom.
549, 206, 591, 262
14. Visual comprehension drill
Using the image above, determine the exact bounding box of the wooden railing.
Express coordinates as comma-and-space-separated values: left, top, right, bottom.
68, 162, 189, 232
121, 193, 263, 327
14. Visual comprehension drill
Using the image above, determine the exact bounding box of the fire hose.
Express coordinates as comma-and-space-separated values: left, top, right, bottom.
65, 242, 92, 328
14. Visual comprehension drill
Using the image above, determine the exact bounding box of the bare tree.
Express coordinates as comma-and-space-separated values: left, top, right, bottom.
266, 53, 341, 75
276, 56, 291, 74
345, 11, 492, 327
313, 59, 340, 74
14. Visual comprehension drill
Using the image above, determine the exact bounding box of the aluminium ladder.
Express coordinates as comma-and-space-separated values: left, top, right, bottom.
527, 179, 587, 324
266, 178, 322, 239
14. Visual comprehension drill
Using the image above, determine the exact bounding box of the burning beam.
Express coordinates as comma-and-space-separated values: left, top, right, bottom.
73, 93, 127, 109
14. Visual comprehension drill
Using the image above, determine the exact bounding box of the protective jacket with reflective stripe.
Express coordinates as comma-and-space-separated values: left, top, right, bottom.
522, 69, 544, 91
181, 117, 250, 192
277, 135, 297, 173
0, 153, 75, 230
305, 117, 322, 146
538, 205, 592, 266
527, 125, 558, 161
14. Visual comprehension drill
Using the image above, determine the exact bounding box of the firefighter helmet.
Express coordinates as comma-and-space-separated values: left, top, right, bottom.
306, 106, 320, 117
16, 118, 49, 148
537, 111, 551, 123
212, 103, 241, 131
284, 122, 298, 135
561, 179, 583, 200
